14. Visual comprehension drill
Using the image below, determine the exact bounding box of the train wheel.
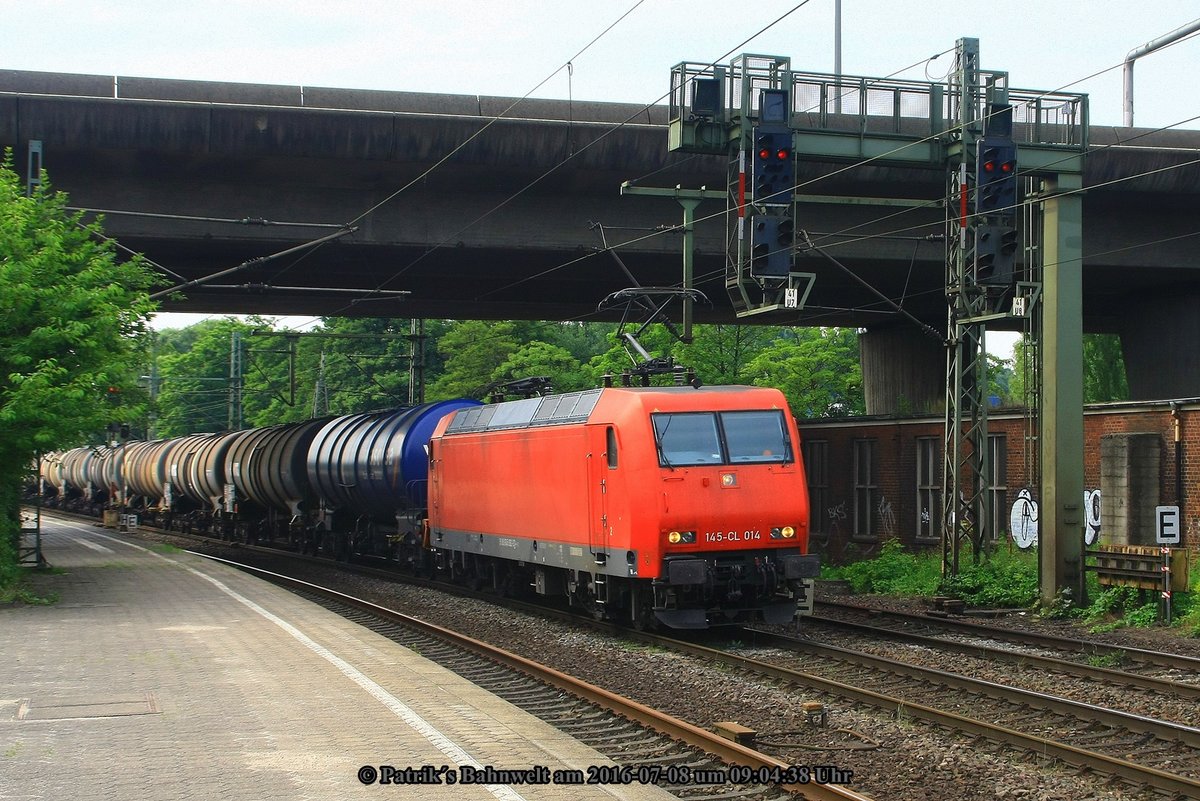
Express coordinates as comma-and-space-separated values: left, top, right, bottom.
629, 586, 656, 631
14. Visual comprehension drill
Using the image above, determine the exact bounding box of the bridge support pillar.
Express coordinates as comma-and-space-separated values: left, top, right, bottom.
1119, 291, 1200, 399
860, 326, 944, 415
1039, 175, 1085, 605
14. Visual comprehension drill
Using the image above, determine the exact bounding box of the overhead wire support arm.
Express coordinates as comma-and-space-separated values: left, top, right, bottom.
150, 226, 358, 300
799, 231, 942, 342
618, 182, 725, 342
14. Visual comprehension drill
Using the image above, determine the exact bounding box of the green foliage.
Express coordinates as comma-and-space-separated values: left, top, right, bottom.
825, 539, 1040, 607
154, 318, 256, 436
940, 549, 1039, 607
1083, 334, 1130, 403
492, 341, 590, 393
1086, 651, 1125, 669
0, 153, 157, 598
586, 325, 678, 385
427, 320, 520, 399
1010, 333, 1129, 406
1080, 586, 1161, 632
825, 540, 942, 596
674, 324, 779, 385
746, 327, 865, 417
0, 155, 157, 453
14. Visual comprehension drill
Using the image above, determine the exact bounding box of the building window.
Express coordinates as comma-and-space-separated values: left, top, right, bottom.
853, 439, 878, 540
988, 434, 1007, 540
804, 440, 829, 537
916, 437, 940, 542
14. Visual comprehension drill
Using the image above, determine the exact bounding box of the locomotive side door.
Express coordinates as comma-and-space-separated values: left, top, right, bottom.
586, 424, 613, 563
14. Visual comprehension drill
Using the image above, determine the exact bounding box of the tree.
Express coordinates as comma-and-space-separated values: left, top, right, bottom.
1082, 334, 1129, 402
1009, 333, 1129, 406
746, 327, 865, 417
154, 318, 266, 436
492, 341, 590, 393
674, 324, 780, 385
427, 320, 520, 399
0, 155, 157, 593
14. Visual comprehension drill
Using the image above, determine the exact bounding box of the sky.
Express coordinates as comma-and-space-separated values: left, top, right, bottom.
5, 0, 1199, 349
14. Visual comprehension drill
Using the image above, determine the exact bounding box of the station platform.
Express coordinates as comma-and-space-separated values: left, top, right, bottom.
2, 515, 678, 801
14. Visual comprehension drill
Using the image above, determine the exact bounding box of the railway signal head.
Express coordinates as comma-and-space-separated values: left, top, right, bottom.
752, 129, 794, 205
975, 224, 1019, 285
750, 215, 793, 278
977, 138, 1018, 215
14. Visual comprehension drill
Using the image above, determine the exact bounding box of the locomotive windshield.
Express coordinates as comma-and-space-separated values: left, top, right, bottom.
652, 410, 793, 467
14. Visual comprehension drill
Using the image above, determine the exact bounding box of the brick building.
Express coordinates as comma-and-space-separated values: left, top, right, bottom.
797, 398, 1199, 563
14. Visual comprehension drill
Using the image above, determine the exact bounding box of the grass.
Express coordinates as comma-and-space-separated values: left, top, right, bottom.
823, 539, 1200, 635
823, 539, 1040, 608
1085, 651, 1126, 669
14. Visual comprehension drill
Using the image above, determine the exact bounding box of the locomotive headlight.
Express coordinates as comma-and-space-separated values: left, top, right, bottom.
770, 526, 796, 539
668, 531, 682, 543
668, 531, 696, 544
681, 531, 695, 543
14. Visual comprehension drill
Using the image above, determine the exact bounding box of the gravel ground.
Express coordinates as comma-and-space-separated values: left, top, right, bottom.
779, 621, 1200, 730
108, 530, 1179, 801
816, 582, 1200, 659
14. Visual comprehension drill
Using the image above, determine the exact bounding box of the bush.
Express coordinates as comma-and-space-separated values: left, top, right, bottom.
941, 549, 1039, 607
824, 539, 1039, 608
826, 539, 942, 596
1080, 586, 1164, 632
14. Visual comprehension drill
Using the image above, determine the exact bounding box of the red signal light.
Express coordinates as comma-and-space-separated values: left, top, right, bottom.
983, 161, 996, 173
758, 148, 771, 160
1000, 161, 1014, 173
776, 148, 790, 160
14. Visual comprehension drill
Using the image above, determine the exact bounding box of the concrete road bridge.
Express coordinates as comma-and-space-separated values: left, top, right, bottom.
2, 68, 1198, 399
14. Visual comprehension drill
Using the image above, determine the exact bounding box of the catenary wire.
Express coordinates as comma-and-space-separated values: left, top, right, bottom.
473, 21, 1200, 302
314, 1, 820, 312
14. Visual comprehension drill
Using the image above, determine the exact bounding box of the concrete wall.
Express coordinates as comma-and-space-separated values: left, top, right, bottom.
1099, 433, 1161, 545
859, 326, 944, 415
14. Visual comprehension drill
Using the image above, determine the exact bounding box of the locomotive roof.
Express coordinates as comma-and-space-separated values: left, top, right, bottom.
444, 385, 781, 435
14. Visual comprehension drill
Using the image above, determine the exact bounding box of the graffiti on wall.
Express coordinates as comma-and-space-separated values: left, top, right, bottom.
1084, 488, 1102, 545
1009, 487, 1101, 549
877, 496, 896, 536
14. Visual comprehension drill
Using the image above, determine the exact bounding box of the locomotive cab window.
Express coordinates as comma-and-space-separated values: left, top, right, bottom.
722, 411, 791, 463
651, 410, 793, 467
653, 413, 723, 466
606, 426, 618, 469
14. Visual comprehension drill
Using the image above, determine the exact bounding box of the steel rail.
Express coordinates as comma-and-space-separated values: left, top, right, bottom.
192, 552, 871, 801
798, 614, 1200, 701
50, 512, 1198, 798
613, 629, 1200, 800
740, 628, 1200, 748
819, 600, 1200, 673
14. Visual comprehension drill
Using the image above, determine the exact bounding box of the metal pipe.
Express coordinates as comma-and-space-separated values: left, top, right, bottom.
834, 0, 842, 115
1171, 402, 1183, 507
1123, 19, 1200, 126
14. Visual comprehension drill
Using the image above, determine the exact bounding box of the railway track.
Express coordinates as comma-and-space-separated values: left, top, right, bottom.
817, 599, 1200, 676
793, 613, 1200, 704
194, 552, 870, 801
45, 509, 1200, 799
478, 596, 1200, 799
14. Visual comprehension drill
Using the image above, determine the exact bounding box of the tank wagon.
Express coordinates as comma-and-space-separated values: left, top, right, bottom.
428, 386, 818, 628
41, 388, 818, 628
307, 400, 479, 560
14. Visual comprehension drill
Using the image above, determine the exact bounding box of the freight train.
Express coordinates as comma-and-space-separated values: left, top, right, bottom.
39, 385, 819, 628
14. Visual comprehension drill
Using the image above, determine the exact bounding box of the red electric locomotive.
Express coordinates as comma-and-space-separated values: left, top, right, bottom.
427, 385, 818, 628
